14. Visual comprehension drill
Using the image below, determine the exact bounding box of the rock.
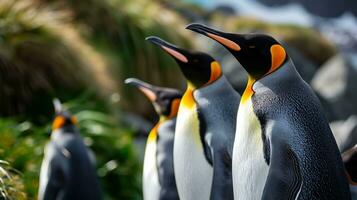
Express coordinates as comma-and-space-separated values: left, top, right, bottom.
312, 54, 357, 119
330, 115, 357, 152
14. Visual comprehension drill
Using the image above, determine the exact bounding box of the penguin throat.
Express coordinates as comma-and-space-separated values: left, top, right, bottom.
181, 83, 196, 108
241, 76, 256, 104
148, 123, 160, 142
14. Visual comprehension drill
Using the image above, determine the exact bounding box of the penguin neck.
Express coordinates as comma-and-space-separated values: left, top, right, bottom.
148, 122, 160, 142
241, 59, 299, 103
51, 126, 78, 140
253, 59, 301, 93
194, 75, 239, 100
181, 82, 197, 109
148, 115, 174, 143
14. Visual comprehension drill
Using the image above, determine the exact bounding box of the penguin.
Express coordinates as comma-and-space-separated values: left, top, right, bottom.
125, 78, 182, 200
146, 36, 240, 200
186, 23, 351, 200
38, 99, 102, 200
342, 144, 357, 199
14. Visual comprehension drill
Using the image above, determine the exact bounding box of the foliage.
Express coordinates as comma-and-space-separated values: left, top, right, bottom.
39, 0, 192, 116
0, 160, 27, 200
0, 0, 115, 120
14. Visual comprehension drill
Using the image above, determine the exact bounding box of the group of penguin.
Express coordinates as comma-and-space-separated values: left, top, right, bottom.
38, 23, 357, 200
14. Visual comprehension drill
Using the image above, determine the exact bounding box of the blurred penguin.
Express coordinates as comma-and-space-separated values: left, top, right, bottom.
38, 99, 102, 200
126, 78, 181, 200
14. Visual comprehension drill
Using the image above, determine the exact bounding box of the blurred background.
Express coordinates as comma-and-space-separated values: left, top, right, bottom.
0, 0, 356, 199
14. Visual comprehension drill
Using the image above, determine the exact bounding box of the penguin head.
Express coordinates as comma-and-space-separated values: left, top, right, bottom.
125, 78, 182, 118
146, 36, 222, 89
186, 23, 287, 80
51, 98, 78, 132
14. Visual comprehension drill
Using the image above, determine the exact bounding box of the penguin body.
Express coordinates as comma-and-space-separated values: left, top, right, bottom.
235, 61, 349, 199
147, 37, 240, 200
193, 76, 240, 200
126, 78, 181, 200
186, 24, 351, 200
174, 91, 213, 200
39, 101, 102, 200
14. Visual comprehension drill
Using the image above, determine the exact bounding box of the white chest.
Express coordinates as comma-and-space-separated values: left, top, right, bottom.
232, 99, 269, 200
143, 137, 160, 200
174, 105, 213, 200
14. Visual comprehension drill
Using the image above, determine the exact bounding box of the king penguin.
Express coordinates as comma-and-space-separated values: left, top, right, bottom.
125, 78, 181, 200
38, 99, 102, 200
147, 36, 240, 200
186, 23, 351, 200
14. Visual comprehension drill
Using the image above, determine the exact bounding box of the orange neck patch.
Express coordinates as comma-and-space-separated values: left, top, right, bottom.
168, 98, 181, 118
205, 61, 222, 85
181, 84, 196, 108
148, 123, 159, 142
241, 76, 255, 104
267, 44, 286, 75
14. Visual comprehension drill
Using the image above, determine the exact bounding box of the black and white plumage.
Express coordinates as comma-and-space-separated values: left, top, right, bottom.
187, 23, 351, 200
147, 37, 240, 200
125, 78, 181, 200
38, 99, 102, 200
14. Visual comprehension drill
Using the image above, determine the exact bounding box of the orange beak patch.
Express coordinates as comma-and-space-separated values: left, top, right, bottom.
162, 46, 188, 63
138, 87, 157, 102
207, 33, 241, 51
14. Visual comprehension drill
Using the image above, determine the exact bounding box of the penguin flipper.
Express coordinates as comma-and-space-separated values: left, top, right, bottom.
262, 127, 302, 200
210, 149, 234, 200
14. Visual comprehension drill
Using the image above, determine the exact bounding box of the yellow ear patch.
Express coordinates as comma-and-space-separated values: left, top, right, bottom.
181, 84, 195, 108
207, 33, 241, 51
162, 46, 188, 63
169, 98, 181, 118
268, 44, 286, 74
206, 61, 222, 85
52, 116, 66, 130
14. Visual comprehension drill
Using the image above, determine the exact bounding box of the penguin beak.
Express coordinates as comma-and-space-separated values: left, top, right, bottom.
146, 36, 189, 63
186, 23, 241, 51
125, 78, 157, 102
